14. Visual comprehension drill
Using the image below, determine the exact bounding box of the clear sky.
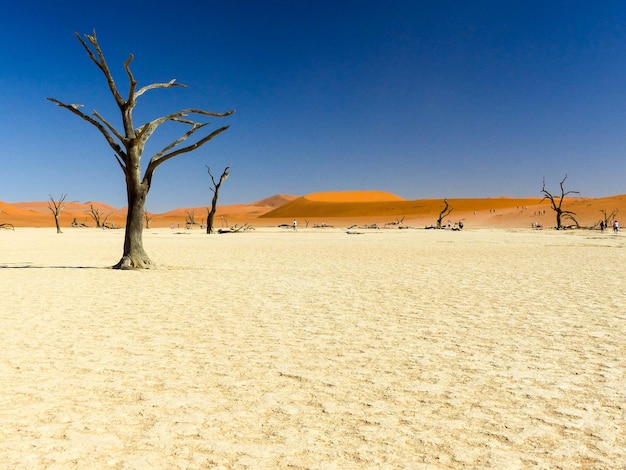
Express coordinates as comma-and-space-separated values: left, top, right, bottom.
2, 1, 626, 211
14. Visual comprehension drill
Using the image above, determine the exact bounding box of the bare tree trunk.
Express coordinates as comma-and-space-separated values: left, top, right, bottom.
48, 30, 233, 269
206, 165, 230, 234
436, 199, 453, 229
48, 194, 67, 234
207, 207, 215, 234
113, 164, 152, 269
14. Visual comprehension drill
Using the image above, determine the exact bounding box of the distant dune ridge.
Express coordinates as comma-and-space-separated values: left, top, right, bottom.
1, 191, 625, 228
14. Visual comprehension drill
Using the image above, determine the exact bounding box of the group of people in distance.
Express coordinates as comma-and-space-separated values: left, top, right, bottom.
599, 220, 619, 233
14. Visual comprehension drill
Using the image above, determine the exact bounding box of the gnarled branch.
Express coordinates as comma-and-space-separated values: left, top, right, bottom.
47, 98, 127, 162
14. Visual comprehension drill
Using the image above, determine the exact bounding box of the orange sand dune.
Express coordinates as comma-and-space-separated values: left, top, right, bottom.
262, 192, 626, 229
3, 192, 626, 229
303, 191, 405, 203
5, 201, 128, 229
261, 193, 545, 224
153, 195, 300, 228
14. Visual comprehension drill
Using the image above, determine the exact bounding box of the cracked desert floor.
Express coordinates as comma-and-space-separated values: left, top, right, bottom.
0, 227, 624, 468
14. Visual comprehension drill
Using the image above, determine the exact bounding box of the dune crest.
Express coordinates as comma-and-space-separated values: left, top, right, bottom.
303, 191, 405, 203
252, 194, 299, 207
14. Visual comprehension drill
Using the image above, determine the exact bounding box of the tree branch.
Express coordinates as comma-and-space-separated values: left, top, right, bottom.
143, 125, 230, 184
47, 98, 127, 160
92, 110, 126, 144
124, 53, 138, 104
135, 109, 234, 144
207, 165, 230, 191
134, 79, 187, 100
154, 123, 207, 162
75, 30, 125, 107
48, 193, 68, 215
114, 154, 127, 174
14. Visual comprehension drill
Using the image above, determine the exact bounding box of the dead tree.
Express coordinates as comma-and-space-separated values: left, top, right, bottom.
102, 213, 113, 229
185, 210, 196, 228
541, 175, 579, 229
599, 209, 618, 229
48, 194, 67, 234
385, 216, 405, 227
218, 223, 253, 234
85, 203, 111, 228
48, 30, 234, 269
206, 165, 230, 234
436, 199, 453, 229
144, 211, 153, 229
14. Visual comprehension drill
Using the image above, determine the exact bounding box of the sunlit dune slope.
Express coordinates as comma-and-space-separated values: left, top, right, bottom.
303, 191, 405, 203
260, 191, 408, 218
2, 200, 127, 228
251, 194, 299, 207
260, 192, 539, 219
260, 193, 626, 228
154, 195, 299, 228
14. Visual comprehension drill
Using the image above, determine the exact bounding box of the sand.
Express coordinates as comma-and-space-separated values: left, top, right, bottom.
0, 226, 624, 468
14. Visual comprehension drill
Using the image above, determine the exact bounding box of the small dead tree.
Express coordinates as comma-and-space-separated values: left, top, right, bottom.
102, 213, 113, 229
144, 210, 153, 229
436, 199, 453, 229
599, 209, 618, 229
48, 30, 234, 268
206, 165, 230, 234
48, 194, 67, 234
185, 210, 196, 228
385, 216, 405, 227
541, 175, 579, 229
85, 203, 111, 228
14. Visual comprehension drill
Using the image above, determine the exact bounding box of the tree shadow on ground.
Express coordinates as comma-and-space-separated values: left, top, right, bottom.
0, 263, 111, 269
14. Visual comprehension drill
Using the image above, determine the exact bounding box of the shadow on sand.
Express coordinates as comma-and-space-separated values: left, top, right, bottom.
0, 263, 111, 269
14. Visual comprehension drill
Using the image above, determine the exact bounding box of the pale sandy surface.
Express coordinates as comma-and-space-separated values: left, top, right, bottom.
0, 227, 624, 469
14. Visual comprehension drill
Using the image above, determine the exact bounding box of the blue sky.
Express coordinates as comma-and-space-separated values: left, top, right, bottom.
2, 1, 626, 211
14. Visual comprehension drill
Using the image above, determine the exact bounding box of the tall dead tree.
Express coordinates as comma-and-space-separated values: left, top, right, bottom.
541, 175, 579, 229
436, 199, 453, 229
48, 194, 67, 234
48, 30, 234, 269
206, 165, 230, 234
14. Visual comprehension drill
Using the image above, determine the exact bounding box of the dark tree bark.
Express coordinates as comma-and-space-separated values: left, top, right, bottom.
541, 175, 579, 229
48, 194, 67, 234
436, 199, 453, 229
206, 165, 230, 234
48, 30, 234, 268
